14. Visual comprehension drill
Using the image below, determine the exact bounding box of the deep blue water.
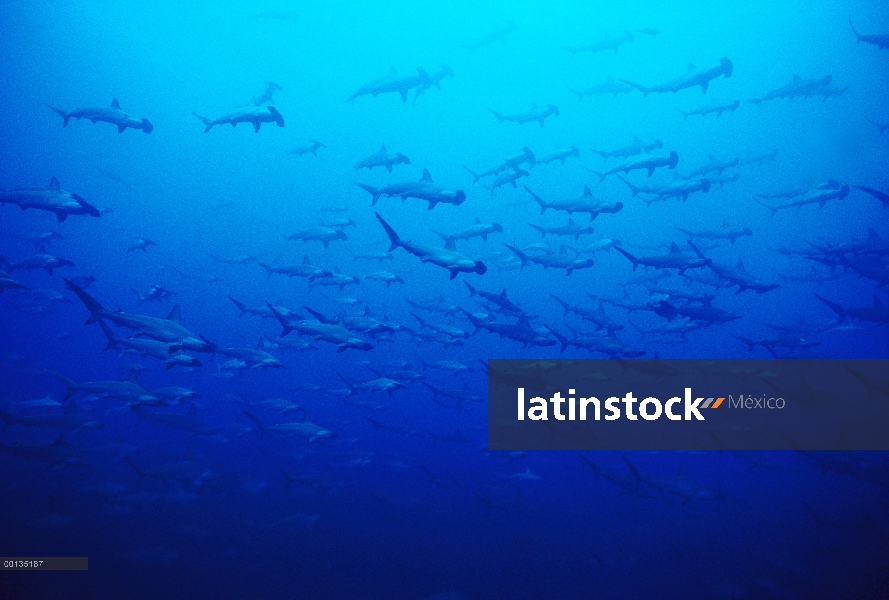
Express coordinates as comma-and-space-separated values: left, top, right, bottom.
1, 1, 888, 598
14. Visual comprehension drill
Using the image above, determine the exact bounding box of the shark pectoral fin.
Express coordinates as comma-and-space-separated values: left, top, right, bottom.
399, 90, 408, 103
449, 270, 458, 280
647, 167, 655, 177
252, 120, 260, 133
117, 124, 126, 133
700, 81, 709, 94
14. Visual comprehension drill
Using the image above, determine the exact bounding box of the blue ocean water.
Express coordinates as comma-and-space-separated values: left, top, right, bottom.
1, 1, 887, 598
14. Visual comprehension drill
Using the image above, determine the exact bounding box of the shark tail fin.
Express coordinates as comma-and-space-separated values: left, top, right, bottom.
48, 105, 70, 127
622, 456, 643, 491
411, 312, 428, 329
576, 454, 601, 479
192, 112, 211, 131
63, 278, 105, 324
848, 14, 862, 42
461, 164, 481, 183
98, 321, 119, 350
242, 411, 266, 439
585, 167, 607, 183
0, 408, 15, 428
504, 243, 529, 267
259, 263, 274, 279
549, 294, 569, 315
278, 467, 296, 488
523, 186, 548, 214
124, 454, 146, 485
336, 372, 357, 396
430, 229, 450, 243
814, 294, 847, 322
620, 80, 650, 98
754, 199, 778, 217
357, 183, 383, 206
265, 302, 293, 337
46, 370, 77, 401
589, 149, 610, 160
228, 296, 248, 316
614, 247, 640, 270
459, 308, 482, 334
375, 213, 401, 252
544, 325, 568, 353
617, 175, 640, 196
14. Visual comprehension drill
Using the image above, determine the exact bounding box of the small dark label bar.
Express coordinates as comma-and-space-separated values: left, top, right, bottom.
1, 557, 88, 571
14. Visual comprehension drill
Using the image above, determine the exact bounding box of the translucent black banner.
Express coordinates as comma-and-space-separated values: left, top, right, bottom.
488, 359, 889, 450
1, 557, 88, 570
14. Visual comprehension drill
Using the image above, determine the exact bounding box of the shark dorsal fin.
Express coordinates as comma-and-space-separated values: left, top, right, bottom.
670, 242, 681, 253
380, 144, 387, 153
363, 305, 371, 316
869, 228, 879, 239
632, 136, 641, 144
187, 404, 198, 417
127, 368, 140, 384
302, 255, 310, 264
53, 433, 65, 446
444, 236, 456, 250
110, 97, 121, 109
736, 258, 746, 271
166, 305, 182, 323
48, 177, 61, 192
687, 63, 697, 72
500, 288, 507, 297
722, 218, 729, 228
792, 74, 800, 81
875, 295, 884, 308
567, 217, 574, 226
255, 337, 264, 350
421, 168, 433, 182
583, 185, 592, 196
65, 399, 78, 414
474, 216, 480, 224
